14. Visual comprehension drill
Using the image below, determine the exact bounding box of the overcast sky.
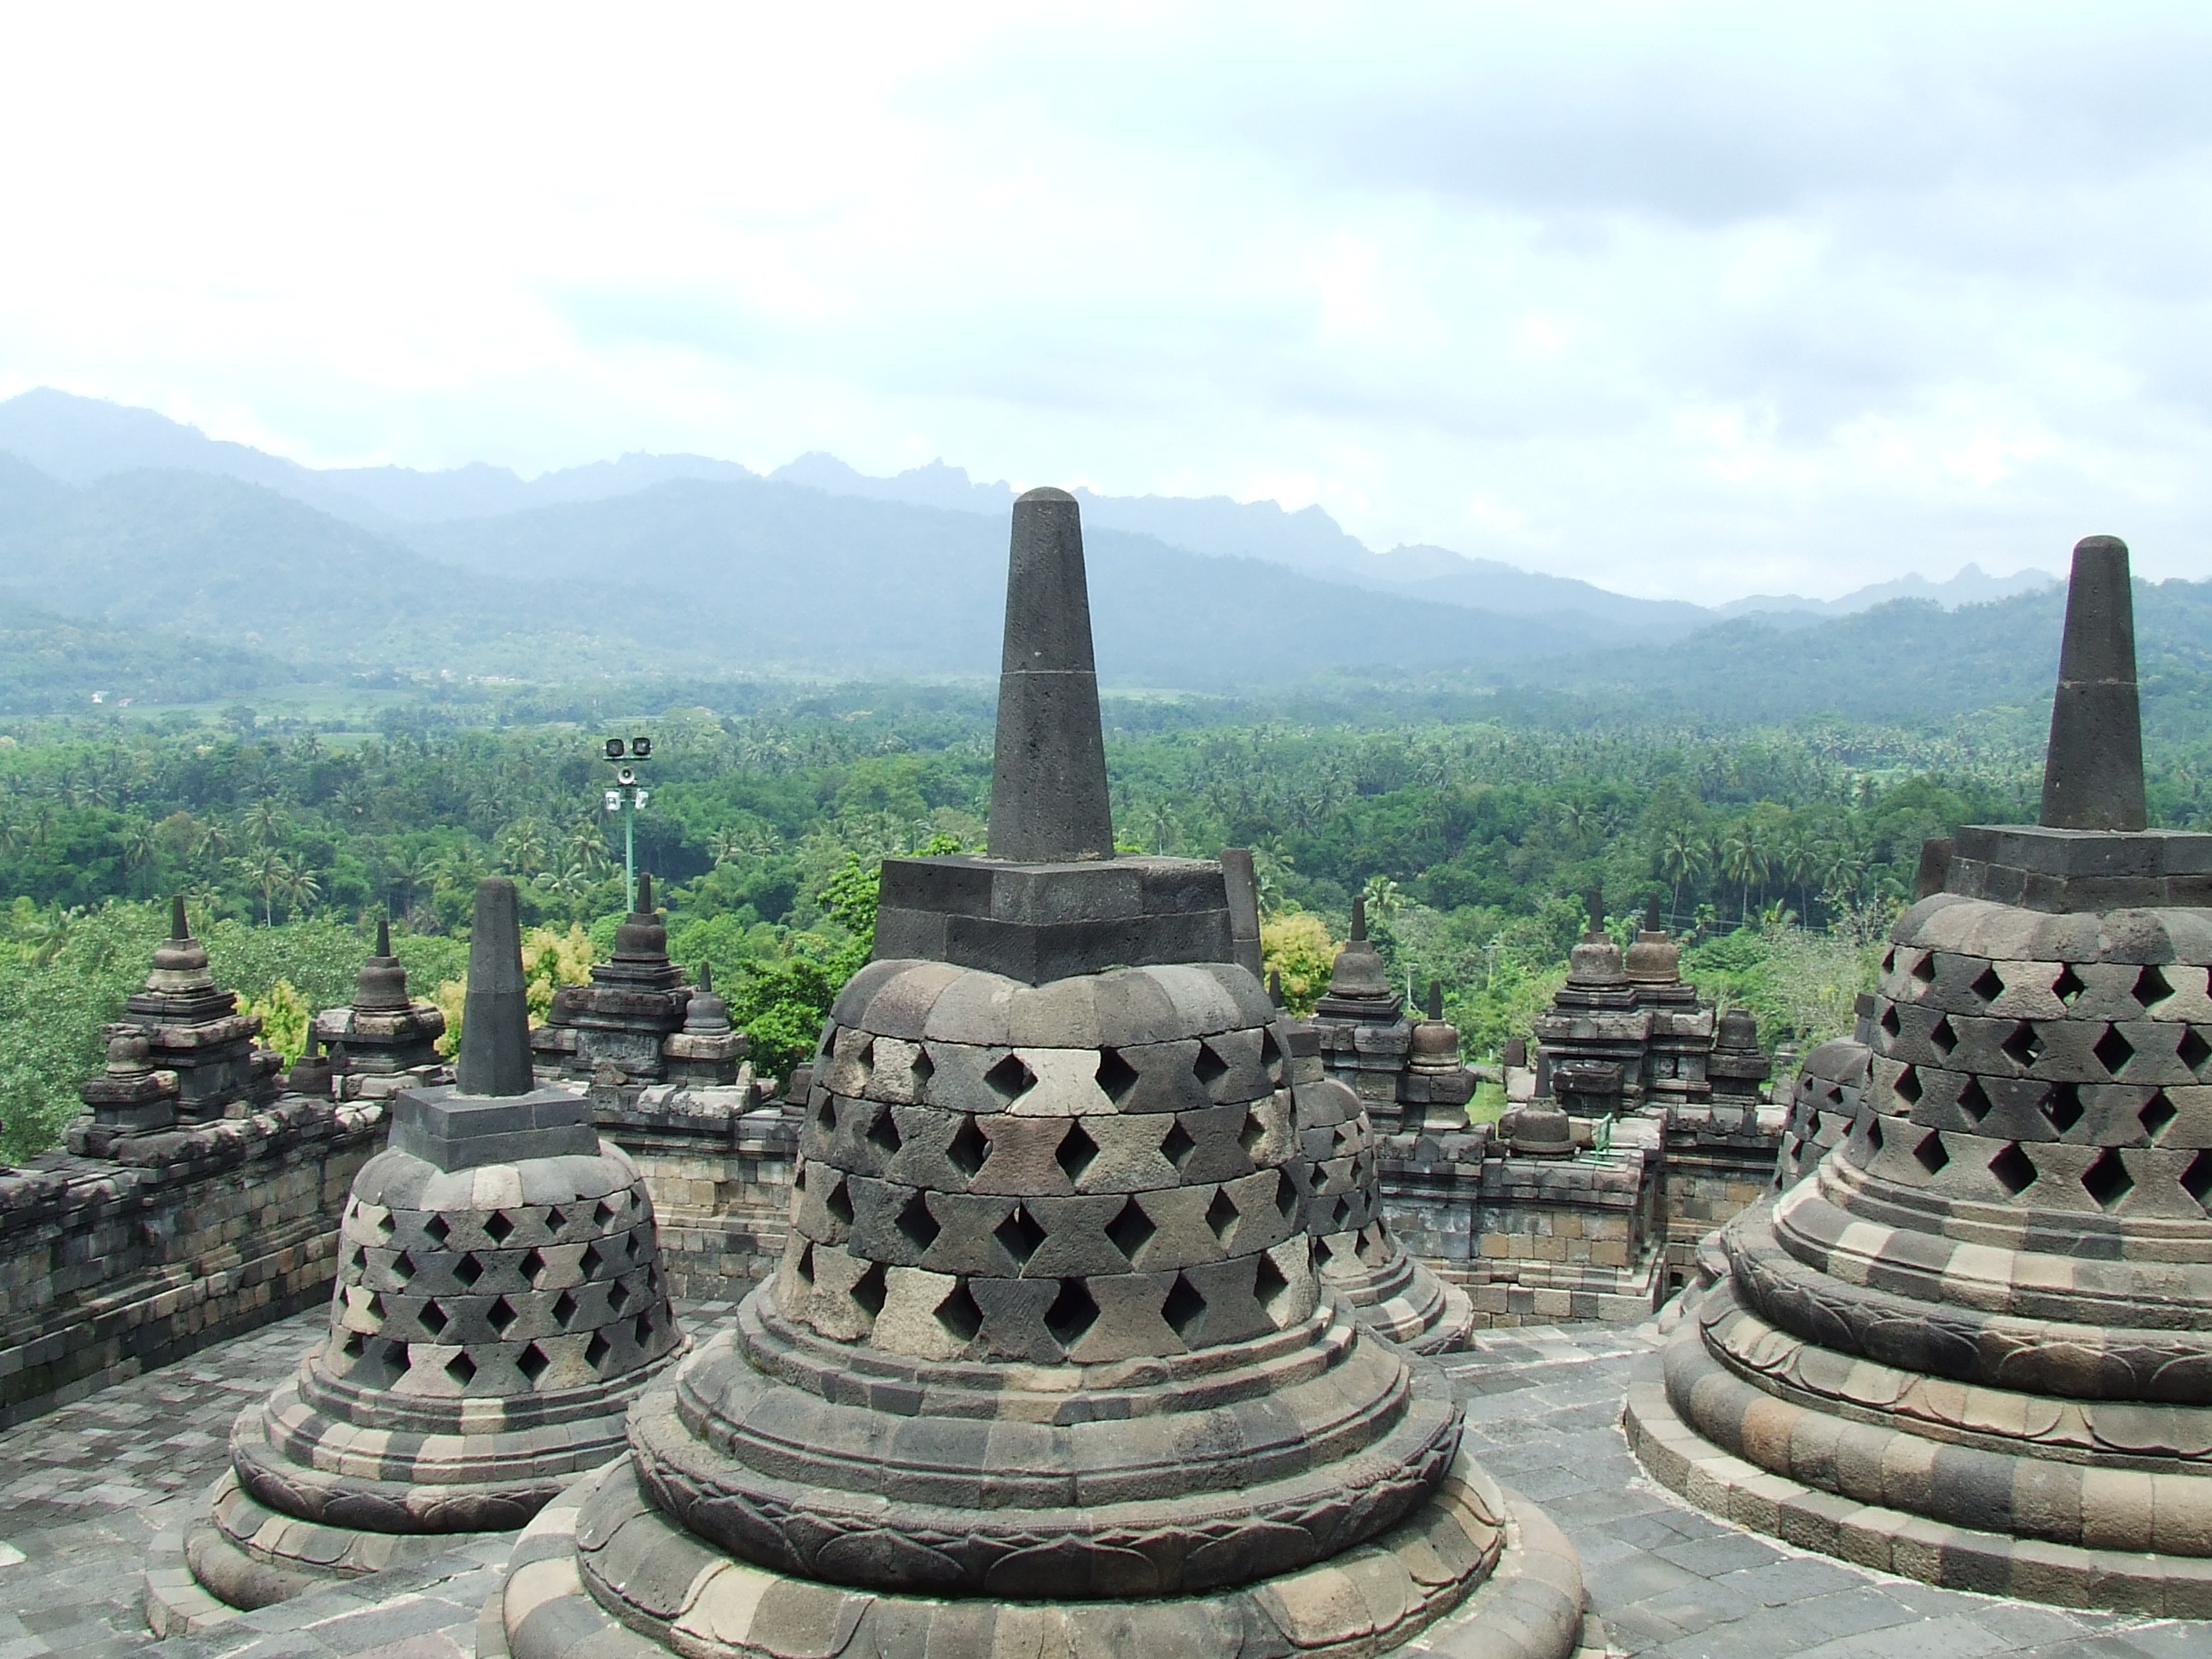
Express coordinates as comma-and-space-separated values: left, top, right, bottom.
4, 3, 2211, 600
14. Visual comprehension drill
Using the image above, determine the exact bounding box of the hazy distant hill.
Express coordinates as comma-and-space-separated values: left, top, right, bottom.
0, 591, 294, 713
1715, 562, 2060, 621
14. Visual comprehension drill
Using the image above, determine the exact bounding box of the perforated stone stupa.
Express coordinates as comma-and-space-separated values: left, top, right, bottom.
151, 878, 683, 1633
1628, 535, 2212, 1615
487, 487, 1590, 1659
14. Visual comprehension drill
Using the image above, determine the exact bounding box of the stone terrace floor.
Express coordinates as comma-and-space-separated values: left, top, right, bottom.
3, 1307, 2212, 1659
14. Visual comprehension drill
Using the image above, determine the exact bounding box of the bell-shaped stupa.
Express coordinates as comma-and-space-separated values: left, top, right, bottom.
154, 879, 684, 1631
1630, 536, 2212, 1615
486, 488, 1589, 1659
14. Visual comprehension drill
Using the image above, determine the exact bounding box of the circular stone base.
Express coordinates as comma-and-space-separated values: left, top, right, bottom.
146, 1468, 511, 1634
1625, 1349, 2212, 1619
489, 1456, 1588, 1659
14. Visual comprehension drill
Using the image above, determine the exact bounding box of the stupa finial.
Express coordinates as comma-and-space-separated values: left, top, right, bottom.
171, 894, 189, 940
455, 878, 533, 1097
1350, 894, 1368, 942
986, 487, 1115, 862
2040, 534, 2146, 832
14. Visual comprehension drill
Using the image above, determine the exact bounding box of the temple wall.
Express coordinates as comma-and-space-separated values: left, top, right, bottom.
1381, 1133, 1667, 1327
1657, 1116, 1785, 1289
591, 1091, 796, 1302
0, 1097, 384, 1429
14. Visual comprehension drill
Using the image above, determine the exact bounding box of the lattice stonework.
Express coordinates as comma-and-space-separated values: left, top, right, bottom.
778, 983, 1317, 1365
1860, 937, 2212, 1218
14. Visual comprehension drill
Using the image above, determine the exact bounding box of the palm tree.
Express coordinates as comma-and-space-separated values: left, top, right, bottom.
499, 818, 550, 880
279, 861, 322, 918
1144, 800, 1179, 856
1656, 824, 1705, 921
234, 846, 294, 925
119, 818, 160, 898
1362, 874, 1406, 929
1720, 827, 1767, 925
244, 796, 288, 848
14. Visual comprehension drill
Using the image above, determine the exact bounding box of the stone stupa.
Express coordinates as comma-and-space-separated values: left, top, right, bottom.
1629, 535, 2212, 1615
151, 878, 684, 1633
486, 487, 1591, 1659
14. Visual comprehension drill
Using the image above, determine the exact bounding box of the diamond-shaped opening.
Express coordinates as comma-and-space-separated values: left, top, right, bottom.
1160, 1121, 1197, 1171
1329, 1195, 1352, 1229
586, 1330, 612, 1371
545, 1205, 567, 1232
2135, 966, 2174, 1011
419, 1300, 448, 1336
2001, 1021, 2044, 1068
2094, 1025, 2136, 1078
1912, 1132, 1949, 1177
817, 1096, 837, 1133
1879, 1005, 1902, 1040
2183, 1150, 2212, 1211
946, 1117, 991, 1179
984, 1053, 1036, 1106
488, 1295, 518, 1336
609, 1278, 632, 1315
579, 1241, 606, 1278
1205, 1188, 1238, 1243
372, 1209, 395, 1243
1056, 1122, 1099, 1185
392, 1249, 415, 1284
1308, 1160, 1329, 1191
934, 1280, 983, 1342
2181, 1027, 2212, 1074
594, 1198, 619, 1228
1105, 1197, 1156, 1263
1894, 1066, 1924, 1105
1260, 1027, 1283, 1075
1193, 1041, 1231, 1091
2082, 1147, 2134, 1210
2141, 1091, 2179, 1143
633, 1313, 655, 1348
1274, 1170, 1300, 1220
1911, 952, 1937, 985
2043, 1082, 2085, 1135
995, 1205, 1046, 1266
867, 1107, 903, 1156
852, 1262, 888, 1318
795, 1243, 815, 1286
423, 1214, 450, 1246
826, 1178, 854, 1226
1865, 1117, 1886, 1155
445, 1350, 477, 1388
1254, 1252, 1291, 1318
1096, 1048, 1140, 1105
365, 1290, 385, 1324
1929, 1016, 1959, 1059
553, 1289, 579, 1328
519, 1247, 545, 1285
485, 1211, 515, 1245
453, 1253, 484, 1288
2053, 963, 2086, 1004
1958, 1076, 1992, 1124
895, 1192, 940, 1253
517, 1342, 550, 1385
910, 1046, 935, 1095
1046, 1278, 1099, 1348
1882, 949, 1897, 974
340, 1330, 366, 1360
1970, 965, 2005, 1005
1990, 1142, 2038, 1196
1238, 1109, 1268, 1157
1161, 1274, 1205, 1340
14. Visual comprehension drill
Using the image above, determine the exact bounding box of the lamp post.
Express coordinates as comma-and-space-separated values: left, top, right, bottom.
602, 736, 652, 912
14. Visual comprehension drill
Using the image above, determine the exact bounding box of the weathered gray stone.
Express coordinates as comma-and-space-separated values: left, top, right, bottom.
2042, 533, 2146, 833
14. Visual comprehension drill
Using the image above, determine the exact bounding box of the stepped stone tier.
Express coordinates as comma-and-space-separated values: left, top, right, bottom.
1533, 894, 1650, 1118
154, 879, 683, 1633
489, 487, 1589, 1659
311, 917, 446, 1090
1628, 902, 1714, 1111
1627, 535, 2212, 1615
1290, 1018, 1476, 1352
1311, 896, 1419, 1133
532, 874, 696, 1086
89, 898, 281, 1132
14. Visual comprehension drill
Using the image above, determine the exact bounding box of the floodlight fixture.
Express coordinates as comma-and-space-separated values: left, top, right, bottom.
604, 789, 621, 812
630, 736, 652, 758
604, 738, 626, 760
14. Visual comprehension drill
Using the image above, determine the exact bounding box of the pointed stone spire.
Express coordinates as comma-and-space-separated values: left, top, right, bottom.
456, 877, 533, 1097
1644, 897, 1661, 934
171, 894, 188, 940
1426, 979, 1443, 1022
987, 487, 1115, 862
1220, 847, 1264, 979
353, 912, 410, 1012
2040, 534, 2146, 832
1352, 893, 1368, 940
1585, 888, 1606, 940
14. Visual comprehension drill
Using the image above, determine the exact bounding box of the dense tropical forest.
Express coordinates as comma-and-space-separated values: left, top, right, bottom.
8, 663, 2186, 1163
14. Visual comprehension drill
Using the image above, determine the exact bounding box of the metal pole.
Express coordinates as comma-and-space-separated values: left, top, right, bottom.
624, 793, 637, 913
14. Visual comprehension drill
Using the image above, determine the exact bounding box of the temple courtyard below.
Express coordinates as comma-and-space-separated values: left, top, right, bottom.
0, 1301, 2204, 1659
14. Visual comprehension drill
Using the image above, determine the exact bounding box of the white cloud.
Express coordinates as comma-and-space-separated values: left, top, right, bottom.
2, 0, 2210, 598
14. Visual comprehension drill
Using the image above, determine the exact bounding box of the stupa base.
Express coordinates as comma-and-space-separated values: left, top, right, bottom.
486, 1455, 1590, 1659
1627, 1343, 2212, 1618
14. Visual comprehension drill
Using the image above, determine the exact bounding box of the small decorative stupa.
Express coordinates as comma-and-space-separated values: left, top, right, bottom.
1628, 899, 1714, 1113
486, 488, 1588, 1659
1402, 978, 1477, 1133
312, 917, 445, 1089
531, 875, 696, 1088
155, 879, 684, 1629
1310, 895, 1419, 1132
119, 898, 280, 1122
1532, 890, 1649, 1118
1630, 535, 2212, 1614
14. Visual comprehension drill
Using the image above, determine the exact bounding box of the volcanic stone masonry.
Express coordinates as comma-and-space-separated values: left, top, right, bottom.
149, 877, 684, 1634
531, 873, 693, 1086
311, 915, 448, 1093
1627, 533, 2212, 1615
486, 486, 1591, 1659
